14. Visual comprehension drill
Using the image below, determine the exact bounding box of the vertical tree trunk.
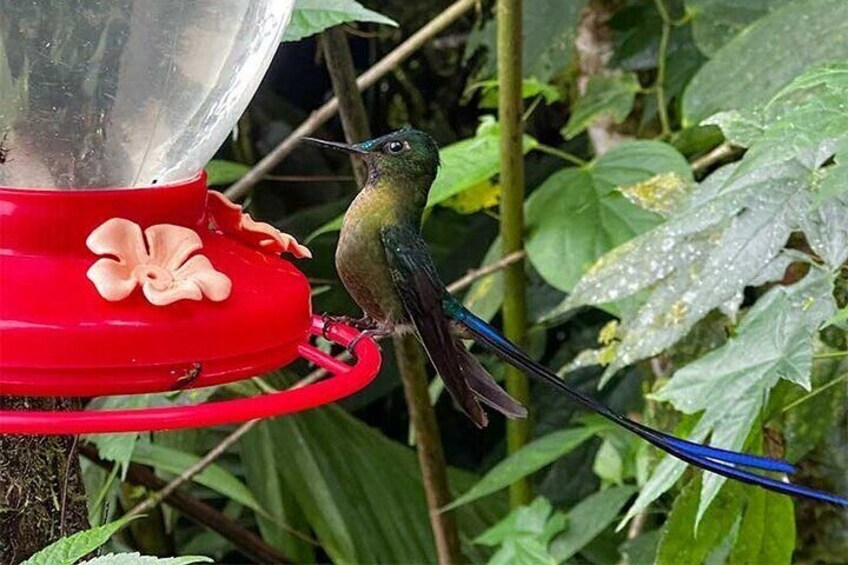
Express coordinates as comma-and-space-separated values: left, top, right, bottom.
0, 397, 88, 563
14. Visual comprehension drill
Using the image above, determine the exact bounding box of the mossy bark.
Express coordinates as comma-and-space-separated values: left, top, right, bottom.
0, 396, 88, 564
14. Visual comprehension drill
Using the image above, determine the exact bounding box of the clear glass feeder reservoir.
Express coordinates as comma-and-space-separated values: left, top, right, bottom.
0, 0, 381, 434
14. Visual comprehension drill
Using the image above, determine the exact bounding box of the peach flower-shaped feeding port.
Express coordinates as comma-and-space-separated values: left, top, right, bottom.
86, 218, 232, 306
207, 191, 312, 258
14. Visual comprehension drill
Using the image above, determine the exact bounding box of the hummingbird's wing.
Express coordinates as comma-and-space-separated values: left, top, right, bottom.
380, 224, 526, 427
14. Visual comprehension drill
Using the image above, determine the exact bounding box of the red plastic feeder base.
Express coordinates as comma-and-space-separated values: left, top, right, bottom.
0, 176, 381, 434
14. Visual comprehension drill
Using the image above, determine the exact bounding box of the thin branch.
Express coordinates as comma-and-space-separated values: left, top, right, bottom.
781, 372, 848, 413
448, 250, 526, 293
224, 0, 479, 201
690, 142, 734, 174
534, 143, 587, 166
320, 25, 371, 186
80, 445, 292, 564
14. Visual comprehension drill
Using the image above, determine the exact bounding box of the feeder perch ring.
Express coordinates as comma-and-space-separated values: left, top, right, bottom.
0, 316, 380, 435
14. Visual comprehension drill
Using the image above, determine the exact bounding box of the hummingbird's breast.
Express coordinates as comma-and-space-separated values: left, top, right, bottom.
335, 186, 407, 324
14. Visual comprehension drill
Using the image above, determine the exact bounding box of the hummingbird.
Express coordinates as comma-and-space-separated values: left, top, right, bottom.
304, 128, 848, 507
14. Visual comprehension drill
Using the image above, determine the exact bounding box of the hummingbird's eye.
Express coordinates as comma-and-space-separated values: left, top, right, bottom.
384, 140, 406, 154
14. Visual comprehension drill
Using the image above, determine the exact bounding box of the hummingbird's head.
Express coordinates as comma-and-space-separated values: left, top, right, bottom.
304, 128, 440, 186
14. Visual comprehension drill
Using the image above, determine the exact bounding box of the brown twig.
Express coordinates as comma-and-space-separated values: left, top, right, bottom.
224, 0, 478, 201
320, 25, 371, 186
447, 250, 526, 294
79, 445, 291, 564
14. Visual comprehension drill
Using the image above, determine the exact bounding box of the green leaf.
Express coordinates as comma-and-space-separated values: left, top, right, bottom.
466, 0, 588, 81
444, 425, 603, 511
240, 421, 315, 562
526, 141, 690, 293
682, 0, 848, 124
427, 119, 537, 207
22, 517, 135, 565
473, 78, 561, 109
475, 497, 562, 546
258, 401, 505, 563
489, 539, 556, 565
205, 160, 250, 186
730, 489, 795, 565
80, 554, 212, 565
685, 0, 792, 57
627, 268, 836, 522
130, 443, 265, 516
555, 78, 848, 371
654, 478, 744, 565
549, 486, 636, 562
282, 0, 397, 43
562, 73, 640, 139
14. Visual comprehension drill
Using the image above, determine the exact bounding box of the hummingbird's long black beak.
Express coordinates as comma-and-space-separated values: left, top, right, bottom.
302, 137, 368, 155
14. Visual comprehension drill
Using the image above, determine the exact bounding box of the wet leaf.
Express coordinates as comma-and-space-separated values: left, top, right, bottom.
526, 141, 690, 292
626, 269, 836, 522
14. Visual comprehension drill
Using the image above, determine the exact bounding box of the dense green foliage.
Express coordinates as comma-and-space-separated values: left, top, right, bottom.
73, 0, 847, 563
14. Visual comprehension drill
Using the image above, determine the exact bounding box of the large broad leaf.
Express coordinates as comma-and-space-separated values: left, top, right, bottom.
258, 403, 505, 563
282, 0, 397, 43
624, 268, 836, 523
444, 425, 604, 511
682, 0, 848, 124
240, 421, 315, 562
22, 517, 135, 565
526, 141, 691, 293
549, 486, 636, 562
685, 0, 792, 57
466, 0, 587, 81
654, 478, 744, 565
729, 488, 795, 565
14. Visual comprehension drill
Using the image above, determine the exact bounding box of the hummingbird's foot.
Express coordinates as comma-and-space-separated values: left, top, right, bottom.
321, 313, 380, 339
347, 324, 394, 354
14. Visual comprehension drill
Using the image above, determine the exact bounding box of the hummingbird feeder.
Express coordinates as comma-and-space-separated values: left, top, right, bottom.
0, 1, 380, 435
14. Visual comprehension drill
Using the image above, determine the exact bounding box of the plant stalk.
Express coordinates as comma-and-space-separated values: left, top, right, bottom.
497, 0, 533, 507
